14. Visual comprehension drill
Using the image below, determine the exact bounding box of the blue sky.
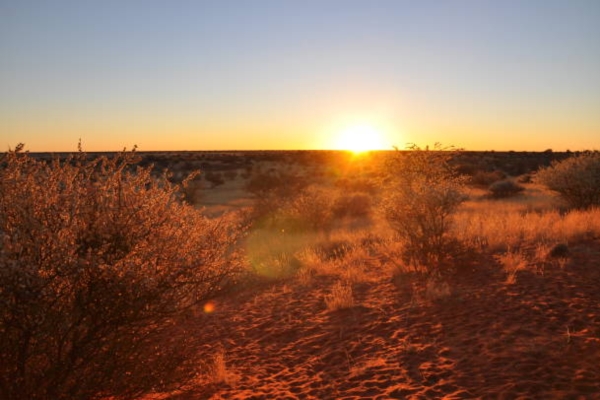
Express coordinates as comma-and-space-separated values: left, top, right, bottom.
1, 0, 599, 151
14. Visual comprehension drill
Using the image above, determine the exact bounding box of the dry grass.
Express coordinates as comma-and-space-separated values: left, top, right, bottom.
210, 349, 237, 385
455, 185, 600, 250
325, 281, 354, 311
494, 249, 529, 284
348, 357, 388, 377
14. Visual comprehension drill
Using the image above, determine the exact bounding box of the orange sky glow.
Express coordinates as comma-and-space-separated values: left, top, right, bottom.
1, 1, 599, 152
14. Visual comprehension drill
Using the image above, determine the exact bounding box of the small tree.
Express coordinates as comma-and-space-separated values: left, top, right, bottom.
0, 145, 245, 399
381, 144, 466, 274
535, 151, 600, 209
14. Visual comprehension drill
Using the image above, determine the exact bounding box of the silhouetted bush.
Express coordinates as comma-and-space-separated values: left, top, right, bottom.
535, 152, 600, 209
488, 179, 525, 198
0, 145, 244, 399
381, 144, 467, 275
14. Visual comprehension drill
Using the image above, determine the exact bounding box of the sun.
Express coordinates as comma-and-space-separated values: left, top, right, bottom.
333, 124, 386, 154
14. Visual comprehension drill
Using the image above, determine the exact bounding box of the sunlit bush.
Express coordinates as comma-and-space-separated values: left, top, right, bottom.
381, 144, 467, 275
284, 186, 335, 232
0, 145, 245, 400
535, 151, 600, 209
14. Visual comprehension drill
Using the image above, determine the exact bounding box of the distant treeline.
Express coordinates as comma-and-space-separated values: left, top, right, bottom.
19, 149, 598, 180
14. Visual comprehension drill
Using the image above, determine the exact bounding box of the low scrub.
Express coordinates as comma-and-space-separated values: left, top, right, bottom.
0, 145, 244, 399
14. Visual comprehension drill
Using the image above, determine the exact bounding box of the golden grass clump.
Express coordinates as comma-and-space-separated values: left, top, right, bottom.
495, 249, 528, 284
210, 349, 236, 385
454, 189, 600, 250
325, 281, 354, 311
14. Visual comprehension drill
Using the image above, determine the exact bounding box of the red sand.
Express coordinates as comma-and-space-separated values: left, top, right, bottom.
161, 241, 600, 399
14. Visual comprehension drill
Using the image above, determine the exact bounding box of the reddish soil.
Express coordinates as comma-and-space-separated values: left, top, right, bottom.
161, 240, 600, 399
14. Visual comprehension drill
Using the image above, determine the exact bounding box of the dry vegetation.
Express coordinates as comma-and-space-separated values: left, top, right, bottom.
2, 145, 600, 399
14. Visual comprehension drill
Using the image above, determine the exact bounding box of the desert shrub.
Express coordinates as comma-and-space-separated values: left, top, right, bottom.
488, 179, 525, 198
535, 152, 600, 209
518, 174, 532, 183
381, 144, 467, 275
332, 192, 372, 219
470, 169, 506, 186
181, 174, 203, 205
495, 249, 528, 284
245, 168, 308, 225
283, 186, 335, 232
0, 145, 244, 400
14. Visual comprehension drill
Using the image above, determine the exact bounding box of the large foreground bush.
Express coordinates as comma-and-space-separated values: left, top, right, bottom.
535, 151, 600, 209
381, 144, 466, 274
0, 145, 244, 399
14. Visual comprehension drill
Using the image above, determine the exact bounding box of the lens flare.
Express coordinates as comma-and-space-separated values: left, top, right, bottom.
203, 301, 216, 313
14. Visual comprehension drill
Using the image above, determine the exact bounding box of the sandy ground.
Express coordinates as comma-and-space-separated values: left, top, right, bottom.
150, 239, 600, 399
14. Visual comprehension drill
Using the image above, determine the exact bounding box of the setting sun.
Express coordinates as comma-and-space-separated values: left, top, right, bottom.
333, 125, 387, 154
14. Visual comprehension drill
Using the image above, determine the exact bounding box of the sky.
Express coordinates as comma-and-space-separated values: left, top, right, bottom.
1, 0, 599, 152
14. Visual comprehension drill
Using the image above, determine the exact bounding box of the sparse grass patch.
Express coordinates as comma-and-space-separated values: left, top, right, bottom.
424, 277, 452, 301
209, 348, 237, 385
341, 262, 369, 284
325, 281, 354, 311
245, 229, 314, 279
454, 186, 600, 251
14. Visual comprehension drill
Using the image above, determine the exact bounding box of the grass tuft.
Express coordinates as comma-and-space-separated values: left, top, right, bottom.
325, 281, 354, 311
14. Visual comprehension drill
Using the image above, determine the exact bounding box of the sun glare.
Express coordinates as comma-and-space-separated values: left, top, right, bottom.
334, 125, 386, 154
